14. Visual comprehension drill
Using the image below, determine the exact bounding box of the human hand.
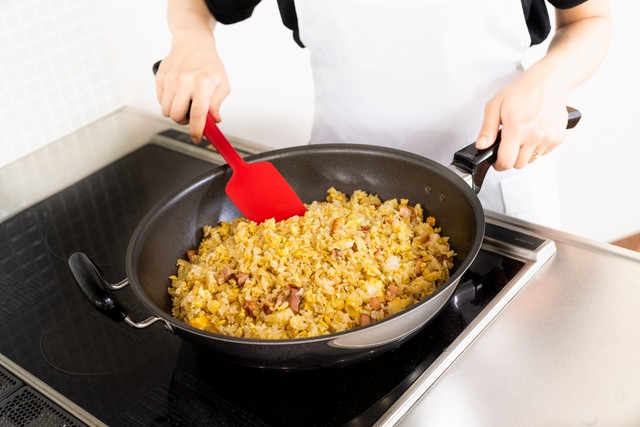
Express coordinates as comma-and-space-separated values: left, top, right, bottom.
475, 72, 570, 171
155, 30, 230, 144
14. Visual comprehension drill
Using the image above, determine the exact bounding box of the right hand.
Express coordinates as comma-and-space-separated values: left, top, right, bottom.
155, 30, 230, 143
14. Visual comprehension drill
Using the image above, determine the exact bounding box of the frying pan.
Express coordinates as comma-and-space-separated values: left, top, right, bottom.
69, 109, 581, 369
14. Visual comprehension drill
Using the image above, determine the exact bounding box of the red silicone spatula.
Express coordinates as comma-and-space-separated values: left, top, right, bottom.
203, 114, 307, 222
152, 60, 305, 222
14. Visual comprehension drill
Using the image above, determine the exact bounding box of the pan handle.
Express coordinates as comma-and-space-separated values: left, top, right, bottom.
451, 106, 582, 193
68, 252, 172, 331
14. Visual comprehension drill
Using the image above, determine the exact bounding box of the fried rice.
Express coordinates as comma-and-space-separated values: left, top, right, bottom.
168, 187, 455, 339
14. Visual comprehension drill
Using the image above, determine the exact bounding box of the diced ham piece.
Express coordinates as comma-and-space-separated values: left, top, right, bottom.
369, 297, 382, 310
244, 300, 258, 317
262, 302, 273, 315
235, 272, 250, 286
360, 314, 371, 326
288, 285, 301, 312
216, 266, 232, 283
386, 285, 398, 301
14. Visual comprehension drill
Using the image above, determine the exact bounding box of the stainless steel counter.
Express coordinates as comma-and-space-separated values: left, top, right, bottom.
380, 215, 640, 426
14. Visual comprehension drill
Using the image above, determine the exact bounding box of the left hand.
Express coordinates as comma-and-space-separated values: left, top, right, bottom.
475, 71, 570, 171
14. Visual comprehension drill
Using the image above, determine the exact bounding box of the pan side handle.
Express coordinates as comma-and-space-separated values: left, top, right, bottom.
68, 252, 172, 331
451, 106, 582, 193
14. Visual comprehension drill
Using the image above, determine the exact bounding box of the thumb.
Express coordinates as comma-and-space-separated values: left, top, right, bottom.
476, 102, 501, 150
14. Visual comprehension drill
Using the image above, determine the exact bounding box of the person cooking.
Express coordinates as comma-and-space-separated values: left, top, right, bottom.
155, 0, 611, 227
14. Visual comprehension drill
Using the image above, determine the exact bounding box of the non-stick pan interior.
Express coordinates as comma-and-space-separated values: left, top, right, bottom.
127, 144, 484, 318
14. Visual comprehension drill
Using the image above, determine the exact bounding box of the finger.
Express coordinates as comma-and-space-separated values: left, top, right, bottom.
160, 86, 176, 119
513, 129, 542, 168
188, 73, 223, 142
520, 130, 564, 167
209, 81, 230, 123
528, 149, 544, 164
155, 62, 166, 105
169, 88, 192, 124
188, 94, 211, 143
210, 107, 222, 124
156, 77, 164, 106
516, 146, 540, 168
493, 127, 521, 171
476, 100, 502, 150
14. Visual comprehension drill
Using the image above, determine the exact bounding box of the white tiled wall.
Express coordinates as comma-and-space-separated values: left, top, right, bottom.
0, 0, 122, 168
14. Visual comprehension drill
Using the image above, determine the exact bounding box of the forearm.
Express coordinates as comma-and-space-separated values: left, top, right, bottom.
167, 0, 216, 39
524, 2, 612, 94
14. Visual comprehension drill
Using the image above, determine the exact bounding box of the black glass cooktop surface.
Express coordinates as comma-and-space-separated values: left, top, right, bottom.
0, 135, 526, 426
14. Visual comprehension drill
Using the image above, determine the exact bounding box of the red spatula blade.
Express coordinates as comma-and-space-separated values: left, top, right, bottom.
226, 161, 307, 223
203, 115, 307, 222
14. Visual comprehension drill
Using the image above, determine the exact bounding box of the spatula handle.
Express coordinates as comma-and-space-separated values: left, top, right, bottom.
204, 114, 247, 171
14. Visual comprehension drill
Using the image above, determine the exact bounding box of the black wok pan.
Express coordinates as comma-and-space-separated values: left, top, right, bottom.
69, 109, 581, 369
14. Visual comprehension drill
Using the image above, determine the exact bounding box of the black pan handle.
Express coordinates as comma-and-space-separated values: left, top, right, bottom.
565, 106, 581, 129
68, 252, 128, 322
451, 106, 581, 193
